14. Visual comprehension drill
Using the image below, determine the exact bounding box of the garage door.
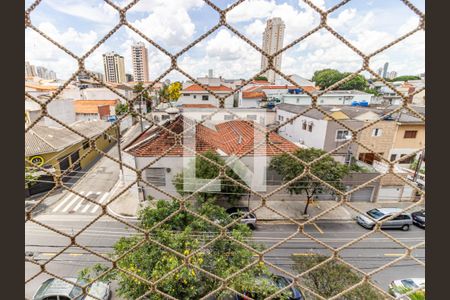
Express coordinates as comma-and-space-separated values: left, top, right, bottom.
401, 186, 414, 201
349, 187, 374, 202
378, 186, 403, 202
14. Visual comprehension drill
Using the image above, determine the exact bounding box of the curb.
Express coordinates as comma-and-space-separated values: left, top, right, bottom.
105, 175, 139, 220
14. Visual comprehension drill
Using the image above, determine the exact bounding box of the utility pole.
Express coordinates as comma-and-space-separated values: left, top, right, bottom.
115, 122, 124, 181
139, 93, 144, 132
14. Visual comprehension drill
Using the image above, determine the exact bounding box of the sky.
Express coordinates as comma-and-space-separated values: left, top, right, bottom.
25, 0, 425, 82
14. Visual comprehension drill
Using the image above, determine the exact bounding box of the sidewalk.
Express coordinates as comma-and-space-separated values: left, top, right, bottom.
107, 183, 424, 222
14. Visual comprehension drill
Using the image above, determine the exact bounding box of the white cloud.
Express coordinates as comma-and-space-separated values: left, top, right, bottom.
43, 0, 118, 25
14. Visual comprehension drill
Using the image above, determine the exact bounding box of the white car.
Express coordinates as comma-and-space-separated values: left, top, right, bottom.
389, 278, 425, 299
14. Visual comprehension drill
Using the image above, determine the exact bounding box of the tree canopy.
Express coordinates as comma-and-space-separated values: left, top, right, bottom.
388, 75, 421, 82
293, 254, 385, 299
254, 75, 268, 81
80, 200, 287, 299
173, 150, 248, 203
133, 82, 152, 112
160, 81, 182, 103
312, 69, 368, 91
270, 148, 352, 214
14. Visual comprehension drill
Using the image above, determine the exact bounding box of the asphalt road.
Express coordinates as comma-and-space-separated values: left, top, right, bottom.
25, 216, 424, 299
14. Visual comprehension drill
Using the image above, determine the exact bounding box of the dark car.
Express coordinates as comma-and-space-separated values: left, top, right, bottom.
223, 275, 303, 300
226, 207, 257, 229
411, 210, 425, 228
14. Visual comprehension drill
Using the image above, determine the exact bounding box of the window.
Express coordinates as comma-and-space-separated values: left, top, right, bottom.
372, 128, 382, 137
400, 154, 415, 164
202, 95, 209, 101
307, 122, 313, 132
296, 98, 300, 103
390, 154, 397, 161
247, 114, 257, 120
145, 168, 165, 186
302, 120, 307, 130
404, 130, 417, 138
193, 95, 197, 99
184, 93, 190, 96
336, 129, 350, 141
278, 115, 284, 122
224, 115, 234, 120
103, 133, 108, 140
82, 140, 89, 149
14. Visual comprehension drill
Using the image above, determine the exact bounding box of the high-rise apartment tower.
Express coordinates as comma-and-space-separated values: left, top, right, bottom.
260, 18, 285, 83
103, 52, 126, 83
131, 42, 149, 82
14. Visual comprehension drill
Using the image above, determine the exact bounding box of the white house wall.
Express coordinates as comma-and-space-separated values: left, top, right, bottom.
177, 93, 234, 108
276, 110, 327, 149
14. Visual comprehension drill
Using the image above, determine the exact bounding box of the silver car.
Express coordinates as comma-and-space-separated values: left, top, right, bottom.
356, 208, 413, 231
389, 278, 425, 299
226, 207, 257, 229
32, 277, 111, 300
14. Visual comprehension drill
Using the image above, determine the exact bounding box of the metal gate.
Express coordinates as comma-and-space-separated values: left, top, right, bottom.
349, 186, 374, 202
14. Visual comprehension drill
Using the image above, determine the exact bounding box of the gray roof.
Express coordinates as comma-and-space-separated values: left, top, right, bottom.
277, 104, 424, 123
25, 120, 111, 156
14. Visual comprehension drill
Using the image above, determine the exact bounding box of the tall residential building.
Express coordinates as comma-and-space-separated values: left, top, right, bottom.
377, 67, 383, 77
103, 52, 126, 83
387, 71, 397, 80
260, 18, 285, 83
382, 62, 389, 78
25, 61, 36, 77
131, 42, 149, 82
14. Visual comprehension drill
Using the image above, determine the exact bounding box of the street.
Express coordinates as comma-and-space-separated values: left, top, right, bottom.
25, 216, 424, 299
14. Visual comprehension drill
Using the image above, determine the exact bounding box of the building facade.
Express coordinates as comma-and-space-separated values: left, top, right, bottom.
260, 18, 285, 84
131, 42, 149, 82
103, 52, 126, 83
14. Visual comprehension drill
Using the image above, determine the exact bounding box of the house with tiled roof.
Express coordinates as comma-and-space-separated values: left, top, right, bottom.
74, 99, 119, 121
123, 115, 299, 200
177, 84, 235, 108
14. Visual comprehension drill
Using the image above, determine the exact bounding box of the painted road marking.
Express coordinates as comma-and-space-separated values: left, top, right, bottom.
312, 223, 324, 234
384, 253, 404, 257
52, 193, 75, 212
90, 192, 110, 213
81, 192, 102, 213
73, 191, 93, 212
62, 191, 85, 212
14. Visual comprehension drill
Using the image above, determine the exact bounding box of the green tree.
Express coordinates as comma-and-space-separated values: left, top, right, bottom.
133, 82, 152, 112
293, 254, 384, 299
339, 73, 368, 91
389, 75, 421, 82
159, 81, 182, 105
173, 150, 248, 203
312, 69, 343, 89
270, 148, 351, 215
115, 103, 129, 116
312, 69, 368, 91
364, 87, 381, 96
254, 75, 268, 81
80, 200, 285, 300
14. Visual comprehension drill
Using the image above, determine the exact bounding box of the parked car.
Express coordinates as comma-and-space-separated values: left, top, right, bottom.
356, 208, 413, 231
388, 278, 425, 299
226, 207, 257, 229
32, 277, 111, 300
411, 209, 425, 228
220, 274, 304, 300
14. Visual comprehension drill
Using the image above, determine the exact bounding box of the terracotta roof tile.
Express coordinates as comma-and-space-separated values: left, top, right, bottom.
126, 116, 299, 157
242, 91, 265, 99
182, 84, 232, 92
74, 100, 118, 114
